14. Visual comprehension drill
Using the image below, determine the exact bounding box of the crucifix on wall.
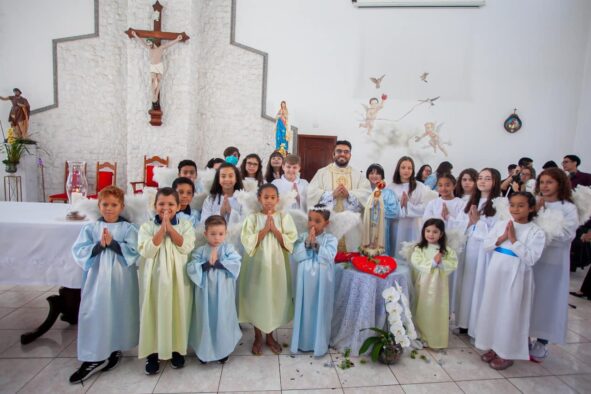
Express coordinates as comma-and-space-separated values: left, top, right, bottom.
125, 1, 190, 126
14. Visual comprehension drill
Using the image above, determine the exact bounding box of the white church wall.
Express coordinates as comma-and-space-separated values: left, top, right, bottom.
0, 0, 95, 111
23, 0, 129, 197
574, 22, 591, 172
235, 0, 591, 179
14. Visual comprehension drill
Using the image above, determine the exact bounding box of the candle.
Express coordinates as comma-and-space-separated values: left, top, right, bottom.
70, 192, 84, 205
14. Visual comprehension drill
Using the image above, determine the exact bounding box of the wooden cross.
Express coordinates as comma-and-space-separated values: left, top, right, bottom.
125, 1, 190, 126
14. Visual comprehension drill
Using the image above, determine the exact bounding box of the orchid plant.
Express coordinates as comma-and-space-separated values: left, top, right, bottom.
359, 282, 417, 362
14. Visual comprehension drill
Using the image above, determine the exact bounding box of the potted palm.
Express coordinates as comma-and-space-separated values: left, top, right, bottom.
359, 283, 417, 365
1, 127, 29, 173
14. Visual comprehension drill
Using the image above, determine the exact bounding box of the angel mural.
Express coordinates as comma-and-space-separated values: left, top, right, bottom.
275, 101, 290, 154
414, 122, 451, 157
359, 94, 388, 135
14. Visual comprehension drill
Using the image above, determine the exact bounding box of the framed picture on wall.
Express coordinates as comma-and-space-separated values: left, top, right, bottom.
353, 0, 485, 7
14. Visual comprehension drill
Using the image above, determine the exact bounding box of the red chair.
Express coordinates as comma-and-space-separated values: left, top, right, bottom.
88, 162, 117, 199
130, 155, 169, 194
48, 162, 87, 203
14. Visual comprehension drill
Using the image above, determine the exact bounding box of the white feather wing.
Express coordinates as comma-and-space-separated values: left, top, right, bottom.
573, 185, 591, 225
234, 190, 260, 217
493, 197, 510, 220
328, 211, 362, 241
191, 192, 209, 211
152, 167, 178, 188
122, 193, 154, 225
72, 199, 101, 221
534, 207, 567, 245
243, 178, 259, 193
446, 228, 467, 255
288, 209, 308, 235
419, 188, 438, 206
199, 168, 217, 194
278, 190, 298, 212
399, 242, 417, 262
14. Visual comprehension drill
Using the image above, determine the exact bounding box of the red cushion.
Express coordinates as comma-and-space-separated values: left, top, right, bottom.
352, 255, 397, 279
145, 165, 158, 187
97, 171, 114, 192
335, 252, 361, 263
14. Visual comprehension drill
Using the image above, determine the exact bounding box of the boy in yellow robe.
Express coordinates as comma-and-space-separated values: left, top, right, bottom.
138, 188, 196, 375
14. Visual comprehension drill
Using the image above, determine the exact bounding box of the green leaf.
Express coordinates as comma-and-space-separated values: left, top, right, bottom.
359, 337, 380, 355
368, 327, 389, 337
371, 342, 383, 362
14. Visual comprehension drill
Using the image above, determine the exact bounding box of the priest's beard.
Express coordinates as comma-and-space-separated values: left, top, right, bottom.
334, 157, 350, 168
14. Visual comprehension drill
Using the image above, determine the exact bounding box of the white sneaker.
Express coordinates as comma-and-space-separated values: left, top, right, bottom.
529, 341, 549, 362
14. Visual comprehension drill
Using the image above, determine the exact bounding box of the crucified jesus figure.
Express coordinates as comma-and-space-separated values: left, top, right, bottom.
132, 31, 182, 109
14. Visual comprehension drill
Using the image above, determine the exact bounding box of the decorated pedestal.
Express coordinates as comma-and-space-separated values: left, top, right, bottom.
0, 144, 40, 202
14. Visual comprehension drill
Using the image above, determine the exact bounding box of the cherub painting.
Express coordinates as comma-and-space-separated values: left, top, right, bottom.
414, 122, 451, 157
360, 94, 387, 135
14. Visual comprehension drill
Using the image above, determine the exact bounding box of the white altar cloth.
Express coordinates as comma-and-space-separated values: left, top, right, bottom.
0, 202, 85, 287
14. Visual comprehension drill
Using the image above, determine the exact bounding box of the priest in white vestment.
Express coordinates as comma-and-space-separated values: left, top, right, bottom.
307, 140, 371, 251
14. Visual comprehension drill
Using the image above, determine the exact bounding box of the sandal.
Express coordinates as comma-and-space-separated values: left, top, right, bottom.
490, 357, 514, 370
480, 350, 497, 363
570, 291, 586, 298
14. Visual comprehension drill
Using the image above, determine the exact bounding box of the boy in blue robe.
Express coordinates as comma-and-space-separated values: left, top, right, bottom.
70, 186, 140, 383
187, 215, 242, 363
173, 177, 200, 227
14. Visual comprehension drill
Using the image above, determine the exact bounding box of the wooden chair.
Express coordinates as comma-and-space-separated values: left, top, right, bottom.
88, 162, 117, 199
48, 162, 88, 203
130, 155, 169, 194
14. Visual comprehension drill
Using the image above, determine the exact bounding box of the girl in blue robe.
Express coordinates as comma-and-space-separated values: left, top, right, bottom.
188, 215, 242, 363
290, 204, 338, 357
70, 186, 140, 384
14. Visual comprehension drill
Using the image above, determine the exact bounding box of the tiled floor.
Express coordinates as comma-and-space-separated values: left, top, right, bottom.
1, 268, 591, 393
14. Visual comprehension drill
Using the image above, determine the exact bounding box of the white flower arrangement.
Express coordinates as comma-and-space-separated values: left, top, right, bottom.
382, 283, 417, 348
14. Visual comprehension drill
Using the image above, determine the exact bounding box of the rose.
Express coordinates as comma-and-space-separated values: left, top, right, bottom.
381, 94, 388, 101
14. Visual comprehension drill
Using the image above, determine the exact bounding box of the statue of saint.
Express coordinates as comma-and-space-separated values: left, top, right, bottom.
132, 31, 183, 109
0, 88, 30, 139
275, 101, 290, 153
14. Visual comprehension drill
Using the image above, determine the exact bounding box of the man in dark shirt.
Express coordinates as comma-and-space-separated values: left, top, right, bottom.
563, 155, 591, 188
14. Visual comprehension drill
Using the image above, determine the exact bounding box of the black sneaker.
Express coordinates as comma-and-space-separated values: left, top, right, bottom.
171, 352, 185, 369
101, 351, 122, 372
218, 356, 229, 364
145, 353, 160, 375
69, 360, 106, 384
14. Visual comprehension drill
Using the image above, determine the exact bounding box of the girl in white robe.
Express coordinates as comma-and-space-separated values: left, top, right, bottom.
529, 168, 579, 361
200, 163, 244, 224
455, 168, 502, 334
423, 174, 465, 229
475, 192, 545, 370
448, 169, 478, 317
387, 156, 433, 260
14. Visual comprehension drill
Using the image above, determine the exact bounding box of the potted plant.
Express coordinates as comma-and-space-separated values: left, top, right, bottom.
359, 283, 417, 365
1, 127, 30, 173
